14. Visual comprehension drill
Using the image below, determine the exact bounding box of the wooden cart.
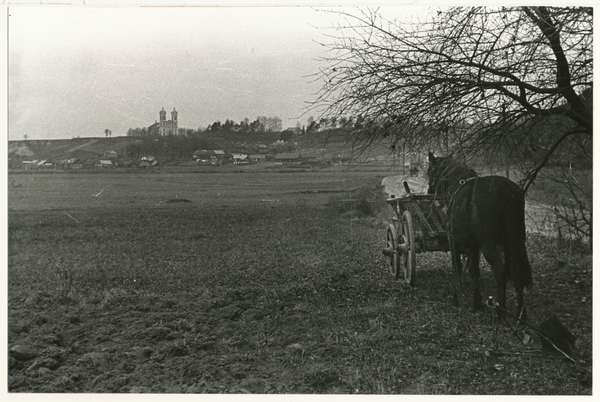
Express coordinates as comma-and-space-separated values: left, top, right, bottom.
382, 182, 450, 286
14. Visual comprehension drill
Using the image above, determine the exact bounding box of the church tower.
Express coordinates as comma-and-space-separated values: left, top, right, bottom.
171, 108, 178, 130
148, 106, 181, 136
159, 107, 167, 135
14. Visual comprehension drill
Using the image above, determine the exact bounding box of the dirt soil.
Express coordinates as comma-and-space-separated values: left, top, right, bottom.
7, 172, 593, 394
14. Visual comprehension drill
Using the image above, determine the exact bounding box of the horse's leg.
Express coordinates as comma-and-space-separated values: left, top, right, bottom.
466, 248, 482, 311
480, 243, 507, 317
515, 281, 527, 323
449, 244, 462, 306
505, 240, 530, 324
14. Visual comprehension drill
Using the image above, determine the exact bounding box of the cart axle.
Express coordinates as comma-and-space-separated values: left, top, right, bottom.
382, 247, 394, 257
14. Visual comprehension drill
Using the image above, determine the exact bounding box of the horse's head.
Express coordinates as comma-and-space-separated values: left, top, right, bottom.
427, 152, 449, 194
427, 152, 476, 195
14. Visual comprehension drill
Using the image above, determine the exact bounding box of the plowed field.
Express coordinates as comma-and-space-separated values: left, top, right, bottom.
7, 171, 592, 394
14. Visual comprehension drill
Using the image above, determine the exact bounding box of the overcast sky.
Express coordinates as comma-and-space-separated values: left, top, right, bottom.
7, 2, 586, 141
8, 6, 337, 140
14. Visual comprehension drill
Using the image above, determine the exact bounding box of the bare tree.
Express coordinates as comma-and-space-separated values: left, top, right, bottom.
311, 6, 592, 244
311, 6, 592, 183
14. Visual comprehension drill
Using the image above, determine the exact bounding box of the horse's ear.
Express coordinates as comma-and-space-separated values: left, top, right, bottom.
428, 152, 435, 163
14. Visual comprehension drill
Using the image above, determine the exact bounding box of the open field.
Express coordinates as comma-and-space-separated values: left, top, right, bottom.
7, 169, 397, 211
7, 171, 592, 394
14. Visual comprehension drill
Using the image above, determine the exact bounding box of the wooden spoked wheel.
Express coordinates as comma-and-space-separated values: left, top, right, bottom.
384, 224, 401, 279
399, 211, 416, 286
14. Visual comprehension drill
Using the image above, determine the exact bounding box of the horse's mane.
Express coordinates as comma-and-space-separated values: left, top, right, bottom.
428, 154, 477, 194
435, 156, 476, 179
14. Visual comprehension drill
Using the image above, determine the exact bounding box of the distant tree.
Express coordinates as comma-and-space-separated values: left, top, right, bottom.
353, 115, 364, 130
307, 120, 320, 133
209, 121, 222, 131
266, 116, 283, 132
257, 116, 268, 132
345, 116, 354, 129
223, 119, 235, 131
319, 117, 329, 129
339, 117, 348, 129
280, 130, 294, 141
249, 119, 262, 132
239, 118, 250, 132
329, 117, 337, 129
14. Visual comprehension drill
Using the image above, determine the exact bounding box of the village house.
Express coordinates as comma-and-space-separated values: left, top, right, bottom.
83, 159, 96, 169
213, 150, 230, 164
31, 160, 54, 169
332, 155, 351, 164
249, 154, 266, 163
232, 154, 248, 164
103, 150, 119, 159
21, 160, 36, 169
139, 157, 159, 168
285, 127, 302, 135
70, 159, 84, 169
95, 160, 113, 168
193, 150, 217, 164
57, 158, 84, 169
193, 150, 209, 160
270, 140, 287, 152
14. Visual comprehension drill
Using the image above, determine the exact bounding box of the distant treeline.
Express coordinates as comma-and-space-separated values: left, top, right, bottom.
127, 116, 287, 137
126, 115, 369, 138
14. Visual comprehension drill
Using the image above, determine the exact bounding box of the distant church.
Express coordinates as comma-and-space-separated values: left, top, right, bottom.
148, 107, 179, 136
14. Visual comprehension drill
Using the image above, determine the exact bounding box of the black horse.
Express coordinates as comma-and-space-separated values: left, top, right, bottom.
427, 152, 533, 322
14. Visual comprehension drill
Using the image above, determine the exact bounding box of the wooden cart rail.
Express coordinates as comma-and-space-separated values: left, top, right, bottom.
383, 189, 451, 285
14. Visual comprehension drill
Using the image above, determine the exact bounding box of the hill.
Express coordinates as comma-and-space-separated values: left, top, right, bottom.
8, 137, 139, 162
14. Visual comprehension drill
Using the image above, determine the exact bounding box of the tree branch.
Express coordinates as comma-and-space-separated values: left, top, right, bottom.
520, 127, 587, 193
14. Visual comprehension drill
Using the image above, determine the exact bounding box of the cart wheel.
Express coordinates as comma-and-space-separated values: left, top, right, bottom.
399, 211, 416, 286
384, 224, 401, 278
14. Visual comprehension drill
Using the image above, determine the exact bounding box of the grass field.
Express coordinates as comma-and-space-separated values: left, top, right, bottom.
7, 170, 592, 394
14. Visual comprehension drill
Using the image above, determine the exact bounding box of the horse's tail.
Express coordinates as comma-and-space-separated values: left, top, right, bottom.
503, 193, 533, 289
504, 238, 533, 289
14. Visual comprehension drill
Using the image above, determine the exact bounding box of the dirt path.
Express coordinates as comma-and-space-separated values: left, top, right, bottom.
66, 139, 99, 153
